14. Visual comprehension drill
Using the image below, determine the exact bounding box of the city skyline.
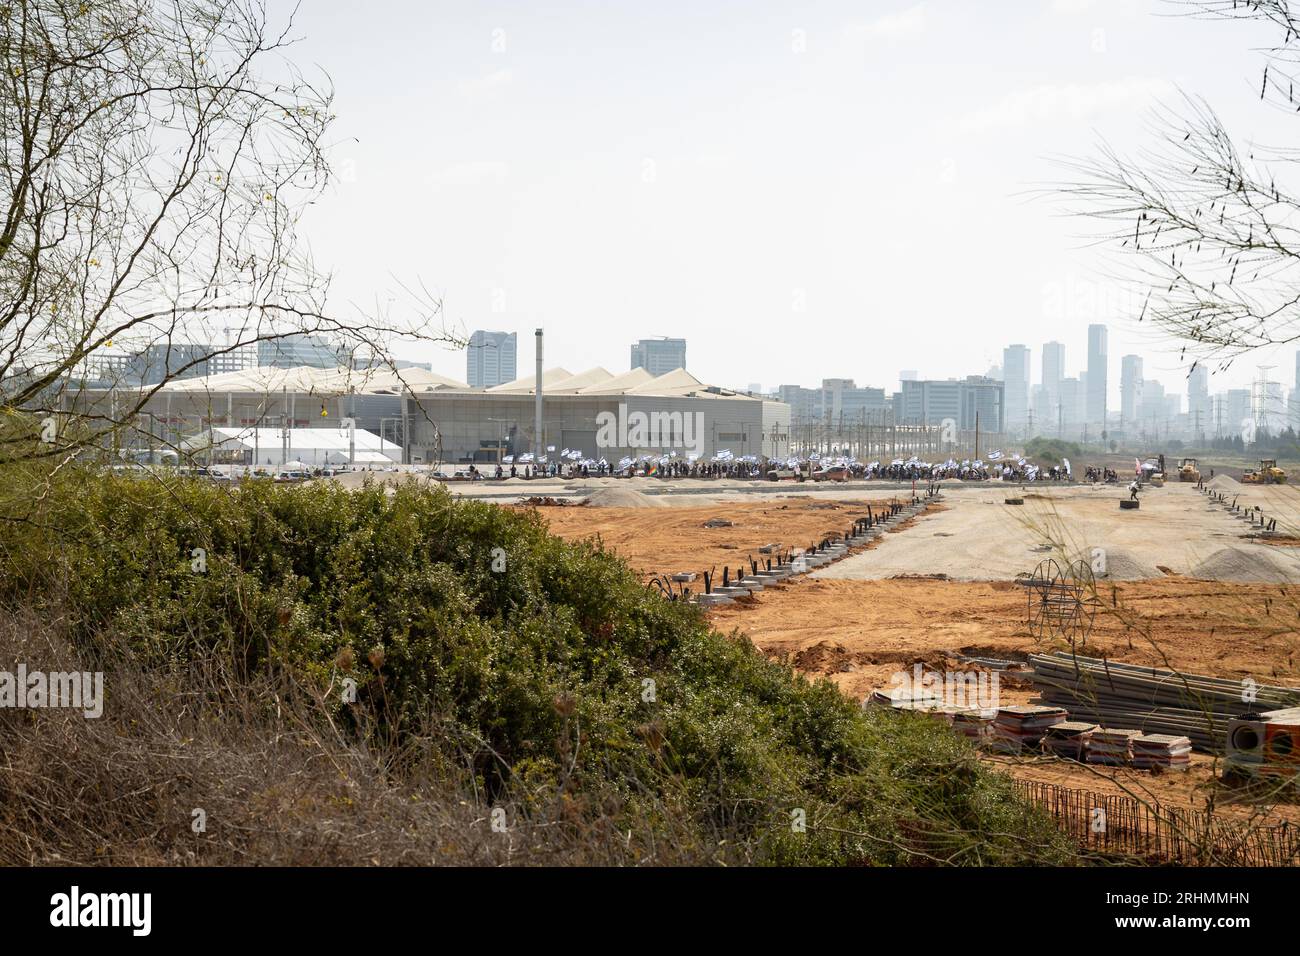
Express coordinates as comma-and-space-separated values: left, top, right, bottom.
275, 0, 1298, 399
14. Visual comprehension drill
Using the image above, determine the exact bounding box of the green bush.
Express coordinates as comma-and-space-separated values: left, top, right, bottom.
1023, 436, 1083, 464
0, 467, 1076, 865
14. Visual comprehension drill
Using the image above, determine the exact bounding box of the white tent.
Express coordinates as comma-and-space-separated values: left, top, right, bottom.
325, 450, 391, 465
183, 426, 401, 469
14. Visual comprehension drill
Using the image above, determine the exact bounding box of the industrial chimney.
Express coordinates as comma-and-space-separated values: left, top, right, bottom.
534, 328, 544, 466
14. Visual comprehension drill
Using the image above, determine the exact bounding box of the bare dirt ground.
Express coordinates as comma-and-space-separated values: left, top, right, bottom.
524, 495, 911, 581
532, 480, 1300, 824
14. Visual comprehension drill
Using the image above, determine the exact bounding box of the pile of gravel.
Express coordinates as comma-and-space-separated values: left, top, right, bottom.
1094, 548, 1158, 581
1207, 474, 1242, 493
583, 487, 666, 508
1190, 546, 1300, 583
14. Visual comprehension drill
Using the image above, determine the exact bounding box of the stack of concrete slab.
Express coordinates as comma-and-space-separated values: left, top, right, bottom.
864, 688, 938, 716
990, 705, 1070, 752
949, 708, 995, 741
1042, 720, 1097, 760
1085, 728, 1141, 766
1131, 733, 1192, 771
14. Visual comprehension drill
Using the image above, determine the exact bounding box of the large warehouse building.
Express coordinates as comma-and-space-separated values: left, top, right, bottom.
405, 366, 788, 465
75, 364, 464, 458
79, 362, 790, 466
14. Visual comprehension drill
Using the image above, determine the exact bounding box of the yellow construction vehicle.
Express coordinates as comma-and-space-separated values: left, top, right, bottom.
1141, 454, 1167, 486
1178, 458, 1201, 483
1242, 459, 1288, 485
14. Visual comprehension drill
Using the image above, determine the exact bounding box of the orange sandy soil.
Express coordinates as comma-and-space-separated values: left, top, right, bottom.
522, 496, 914, 581
534, 497, 1300, 823
707, 577, 1300, 824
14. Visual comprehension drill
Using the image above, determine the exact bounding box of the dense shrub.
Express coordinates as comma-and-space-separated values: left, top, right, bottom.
1023, 437, 1083, 464
0, 467, 1075, 865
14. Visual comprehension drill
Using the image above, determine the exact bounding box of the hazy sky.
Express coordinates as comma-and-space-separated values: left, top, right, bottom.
274, 0, 1297, 401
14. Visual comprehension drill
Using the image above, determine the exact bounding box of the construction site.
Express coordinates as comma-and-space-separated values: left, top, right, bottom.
431, 468, 1300, 863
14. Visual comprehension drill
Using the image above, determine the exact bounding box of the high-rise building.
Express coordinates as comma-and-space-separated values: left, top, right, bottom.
1002, 344, 1030, 435
1041, 341, 1064, 412
258, 333, 342, 369
777, 384, 819, 424
1087, 324, 1108, 426
466, 330, 517, 388
1139, 378, 1166, 434
778, 380, 886, 427
1224, 389, 1252, 437
899, 377, 1004, 433
630, 337, 686, 375
1030, 384, 1052, 434
1057, 377, 1081, 432
1187, 365, 1209, 438
1120, 355, 1143, 429
899, 369, 918, 383
820, 379, 888, 425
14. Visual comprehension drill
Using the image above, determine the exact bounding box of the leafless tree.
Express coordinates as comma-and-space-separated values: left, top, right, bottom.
1059, 1, 1300, 379
0, 0, 452, 467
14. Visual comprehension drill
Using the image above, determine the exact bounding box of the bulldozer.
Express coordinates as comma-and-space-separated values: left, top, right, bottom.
1178, 458, 1201, 483
1243, 459, 1288, 485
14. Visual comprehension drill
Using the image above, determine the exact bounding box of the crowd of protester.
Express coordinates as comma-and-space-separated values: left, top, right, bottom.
458, 454, 1079, 483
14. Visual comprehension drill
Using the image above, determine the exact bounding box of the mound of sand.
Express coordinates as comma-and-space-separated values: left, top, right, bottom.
1095, 549, 1159, 581
1190, 546, 1300, 583
1207, 474, 1241, 492
583, 487, 666, 508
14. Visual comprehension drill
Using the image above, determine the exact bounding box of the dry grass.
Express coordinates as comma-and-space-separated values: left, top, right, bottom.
0, 606, 726, 866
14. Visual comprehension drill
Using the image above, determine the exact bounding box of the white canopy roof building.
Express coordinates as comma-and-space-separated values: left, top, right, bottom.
183, 426, 401, 469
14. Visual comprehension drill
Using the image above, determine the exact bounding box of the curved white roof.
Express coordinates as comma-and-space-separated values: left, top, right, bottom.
161, 364, 465, 396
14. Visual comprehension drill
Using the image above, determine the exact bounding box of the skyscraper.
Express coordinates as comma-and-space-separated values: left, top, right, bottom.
630, 337, 687, 375
1187, 365, 1209, 438
466, 330, 518, 388
1139, 378, 1166, 433
1058, 378, 1081, 432
1224, 389, 1252, 437
1041, 341, 1064, 413
1002, 344, 1030, 435
1087, 324, 1108, 426
1120, 355, 1143, 429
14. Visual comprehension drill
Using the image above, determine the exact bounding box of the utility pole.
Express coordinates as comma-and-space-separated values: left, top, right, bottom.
534, 328, 544, 465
